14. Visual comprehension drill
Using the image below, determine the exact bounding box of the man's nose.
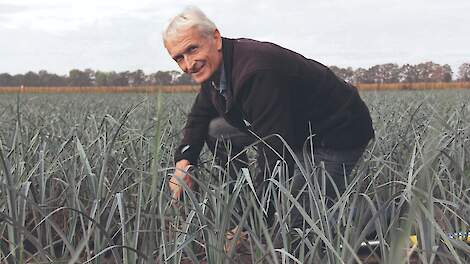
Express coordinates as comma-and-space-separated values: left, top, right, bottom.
183, 56, 194, 73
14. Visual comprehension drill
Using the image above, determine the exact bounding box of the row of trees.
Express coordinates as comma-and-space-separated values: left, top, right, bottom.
0, 70, 195, 87
1, 62, 470, 87
330, 62, 470, 84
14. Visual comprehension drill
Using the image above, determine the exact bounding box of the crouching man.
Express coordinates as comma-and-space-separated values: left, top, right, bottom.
163, 7, 374, 223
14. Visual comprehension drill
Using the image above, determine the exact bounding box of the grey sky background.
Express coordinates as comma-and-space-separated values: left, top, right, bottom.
1, 0, 469, 75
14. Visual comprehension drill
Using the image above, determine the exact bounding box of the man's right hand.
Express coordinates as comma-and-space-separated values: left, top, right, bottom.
169, 159, 193, 201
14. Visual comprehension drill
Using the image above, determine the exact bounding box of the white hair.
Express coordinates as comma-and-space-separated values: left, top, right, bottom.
162, 6, 217, 43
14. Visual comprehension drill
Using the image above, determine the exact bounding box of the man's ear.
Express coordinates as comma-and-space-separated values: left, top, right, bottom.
214, 29, 222, 51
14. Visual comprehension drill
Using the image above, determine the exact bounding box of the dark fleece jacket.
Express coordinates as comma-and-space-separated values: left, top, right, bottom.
174, 37, 374, 173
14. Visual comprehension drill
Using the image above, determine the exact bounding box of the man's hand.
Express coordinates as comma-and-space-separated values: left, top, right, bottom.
169, 159, 193, 201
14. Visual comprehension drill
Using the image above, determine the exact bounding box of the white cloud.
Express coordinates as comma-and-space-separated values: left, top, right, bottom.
0, 0, 469, 73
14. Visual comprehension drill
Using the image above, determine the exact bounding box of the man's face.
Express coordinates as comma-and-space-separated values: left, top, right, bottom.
165, 27, 222, 84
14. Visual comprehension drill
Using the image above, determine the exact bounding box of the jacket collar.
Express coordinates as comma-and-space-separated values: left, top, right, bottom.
221, 37, 234, 112
203, 37, 235, 113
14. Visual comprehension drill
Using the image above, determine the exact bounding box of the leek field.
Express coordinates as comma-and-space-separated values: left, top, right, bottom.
0, 90, 470, 263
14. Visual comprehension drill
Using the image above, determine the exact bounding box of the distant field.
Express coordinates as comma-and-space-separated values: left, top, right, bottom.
0, 90, 469, 263
0, 85, 198, 93
1, 81, 470, 93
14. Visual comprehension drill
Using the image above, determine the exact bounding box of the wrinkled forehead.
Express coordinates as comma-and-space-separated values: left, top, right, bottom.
165, 26, 212, 48
167, 25, 212, 43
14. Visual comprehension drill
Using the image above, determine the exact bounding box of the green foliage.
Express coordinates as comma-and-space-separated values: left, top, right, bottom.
0, 90, 469, 263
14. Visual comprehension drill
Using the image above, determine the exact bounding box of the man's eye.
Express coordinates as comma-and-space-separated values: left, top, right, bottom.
174, 56, 183, 63
188, 46, 197, 53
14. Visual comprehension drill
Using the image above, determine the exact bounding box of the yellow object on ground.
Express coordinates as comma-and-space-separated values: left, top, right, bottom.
409, 232, 470, 247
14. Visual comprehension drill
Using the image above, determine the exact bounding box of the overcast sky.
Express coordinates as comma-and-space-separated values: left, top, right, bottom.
1, 0, 469, 75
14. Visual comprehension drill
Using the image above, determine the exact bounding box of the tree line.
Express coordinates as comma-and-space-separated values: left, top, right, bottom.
1, 62, 470, 87
330, 62, 470, 83
0, 70, 195, 87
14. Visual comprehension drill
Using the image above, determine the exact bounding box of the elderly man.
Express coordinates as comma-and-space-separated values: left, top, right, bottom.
164, 7, 374, 210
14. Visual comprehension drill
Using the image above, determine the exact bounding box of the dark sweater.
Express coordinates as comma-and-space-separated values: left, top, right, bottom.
174, 37, 374, 171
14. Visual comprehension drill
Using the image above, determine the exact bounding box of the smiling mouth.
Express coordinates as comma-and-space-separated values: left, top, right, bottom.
190, 62, 205, 75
